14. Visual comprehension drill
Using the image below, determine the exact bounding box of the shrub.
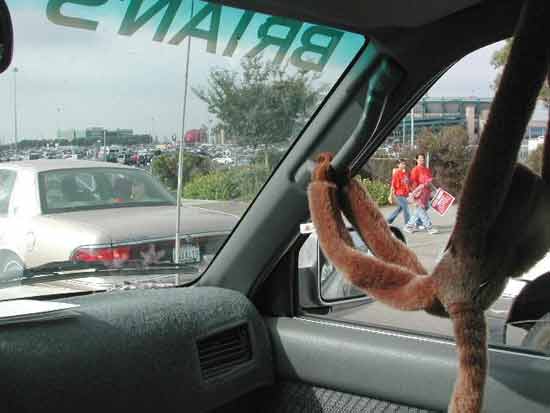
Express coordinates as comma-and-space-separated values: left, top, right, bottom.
356, 177, 391, 206
183, 165, 271, 201
152, 152, 212, 190
398, 126, 473, 199
183, 170, 239, 200
526, 144, 543, 174
362, 158, 397, 183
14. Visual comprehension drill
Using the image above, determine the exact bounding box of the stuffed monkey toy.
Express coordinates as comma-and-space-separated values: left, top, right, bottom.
307, 1, 550, 412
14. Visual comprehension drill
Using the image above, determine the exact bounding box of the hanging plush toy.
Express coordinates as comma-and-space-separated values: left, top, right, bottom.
307, 1, 550, 412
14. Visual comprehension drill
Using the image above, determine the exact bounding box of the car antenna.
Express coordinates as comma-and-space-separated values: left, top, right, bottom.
175, 0, 195, 283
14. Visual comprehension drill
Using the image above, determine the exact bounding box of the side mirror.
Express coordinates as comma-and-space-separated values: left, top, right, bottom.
298, 224, 406, 309
0, 0, 13, 74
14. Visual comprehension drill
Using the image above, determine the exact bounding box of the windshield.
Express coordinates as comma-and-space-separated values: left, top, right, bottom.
0, 0, 364, 298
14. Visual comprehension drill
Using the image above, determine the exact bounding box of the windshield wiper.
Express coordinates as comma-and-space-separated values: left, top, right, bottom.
0, 261, 199, 288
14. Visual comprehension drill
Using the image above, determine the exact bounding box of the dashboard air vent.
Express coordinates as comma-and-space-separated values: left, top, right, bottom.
197, 324, 252, 380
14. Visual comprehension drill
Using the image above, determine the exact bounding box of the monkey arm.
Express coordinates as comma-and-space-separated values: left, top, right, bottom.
341, 177, 428, 275
453, 1, 549, 258
308, 166, 436, 311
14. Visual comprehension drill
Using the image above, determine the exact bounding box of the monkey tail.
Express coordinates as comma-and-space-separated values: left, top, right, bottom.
447, 303, 487, 413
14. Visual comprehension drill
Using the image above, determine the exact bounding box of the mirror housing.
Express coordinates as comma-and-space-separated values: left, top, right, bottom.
298, 224, 406, 309
0, 0, 13, 74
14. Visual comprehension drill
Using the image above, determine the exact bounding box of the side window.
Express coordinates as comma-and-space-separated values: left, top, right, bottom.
301, 41, 550, 355
0, 170, 17, 215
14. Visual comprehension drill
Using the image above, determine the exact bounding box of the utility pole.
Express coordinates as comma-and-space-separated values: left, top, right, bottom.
410, 107, 415, 148
13, 67, 18, 153
402, 116, 406, 146
103, 129, 107, 161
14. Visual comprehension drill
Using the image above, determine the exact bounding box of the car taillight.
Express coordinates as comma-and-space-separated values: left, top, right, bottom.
72, 246, 131, 263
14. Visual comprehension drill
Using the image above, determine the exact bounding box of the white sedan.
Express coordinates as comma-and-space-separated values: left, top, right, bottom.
0, 160, 237, 279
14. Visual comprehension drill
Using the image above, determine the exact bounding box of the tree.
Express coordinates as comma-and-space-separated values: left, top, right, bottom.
194, 55, 325, 170
399, 126, 474, 198
491, 38, 549, 107
151, 152, 212, 191
526, 144, 543, 175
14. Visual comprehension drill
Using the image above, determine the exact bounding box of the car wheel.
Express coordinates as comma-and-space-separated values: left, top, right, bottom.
0, 250, 24, 281
522, 312, 550, 353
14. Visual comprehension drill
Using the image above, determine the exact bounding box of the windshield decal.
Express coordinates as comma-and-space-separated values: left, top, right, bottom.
46, 0, 344, 72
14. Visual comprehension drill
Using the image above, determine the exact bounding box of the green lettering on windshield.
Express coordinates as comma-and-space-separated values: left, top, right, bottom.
290, 26, 343, 72
246, 17, 302, 66
46, 0, 108, 31
223, 10, 255, 57
168, 3, 221, 53
119, 0, 183, 42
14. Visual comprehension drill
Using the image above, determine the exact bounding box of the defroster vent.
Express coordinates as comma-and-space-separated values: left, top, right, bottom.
197, 323, 252, 380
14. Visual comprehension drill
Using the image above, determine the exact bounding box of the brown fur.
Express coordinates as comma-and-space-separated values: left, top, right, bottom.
307, 1, 550, 412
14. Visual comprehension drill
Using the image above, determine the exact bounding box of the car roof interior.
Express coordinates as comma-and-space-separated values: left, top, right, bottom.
2, 1, 548, 413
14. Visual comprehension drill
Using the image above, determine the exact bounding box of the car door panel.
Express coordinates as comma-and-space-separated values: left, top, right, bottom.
266, 316, 550, 413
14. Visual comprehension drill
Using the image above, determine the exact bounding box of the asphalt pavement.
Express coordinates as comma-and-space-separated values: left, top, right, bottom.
183, 199, 456, 272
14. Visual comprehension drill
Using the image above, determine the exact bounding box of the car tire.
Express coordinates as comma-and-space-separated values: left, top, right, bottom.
522, 312, 550, 353
0, 250, 24, 281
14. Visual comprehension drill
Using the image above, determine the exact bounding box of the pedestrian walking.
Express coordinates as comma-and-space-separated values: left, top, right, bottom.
404, 153, 438, 234
387, 159, 411, 226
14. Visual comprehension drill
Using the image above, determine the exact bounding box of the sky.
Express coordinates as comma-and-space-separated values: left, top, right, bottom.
0, 1, 545, 144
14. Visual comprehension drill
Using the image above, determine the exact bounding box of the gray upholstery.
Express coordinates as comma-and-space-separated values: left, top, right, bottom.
0, 287, 273, 413
266, 381, 437, 413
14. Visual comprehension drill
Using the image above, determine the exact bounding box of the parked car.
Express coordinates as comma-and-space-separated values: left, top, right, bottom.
0, 160, 237, 279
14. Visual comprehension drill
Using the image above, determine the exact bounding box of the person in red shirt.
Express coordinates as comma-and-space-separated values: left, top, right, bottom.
404, 153, 438, 234
387, 159, 411, 226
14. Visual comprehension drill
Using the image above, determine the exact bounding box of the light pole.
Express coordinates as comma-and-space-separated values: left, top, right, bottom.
13, 67, 18, 153
410, 107, 415, 148
103, 129, 107, 161
56, 106, 62, 139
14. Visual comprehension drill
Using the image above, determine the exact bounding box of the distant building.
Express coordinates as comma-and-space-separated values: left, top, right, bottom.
393, 97, 492, 144
115, 129, 133, 139
526, 120, 547, 139
57, 129, 85, 140
393, 97, 547, 145
184, 129, 207, 144
105, 129, 134, 140
86, 127, 105, 141
85, 127, 136, 141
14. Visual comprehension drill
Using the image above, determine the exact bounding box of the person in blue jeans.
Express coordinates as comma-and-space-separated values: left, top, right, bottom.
404, 153, 438, 234
387, 159, 411, 226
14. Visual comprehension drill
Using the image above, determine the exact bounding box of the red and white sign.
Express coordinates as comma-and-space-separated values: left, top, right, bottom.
430, 188, 455, 216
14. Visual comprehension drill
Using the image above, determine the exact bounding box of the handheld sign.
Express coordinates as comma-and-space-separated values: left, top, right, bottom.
430, 188, 455, 216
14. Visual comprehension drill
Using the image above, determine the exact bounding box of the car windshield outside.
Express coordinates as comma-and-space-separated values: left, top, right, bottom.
0, 0, 365, 298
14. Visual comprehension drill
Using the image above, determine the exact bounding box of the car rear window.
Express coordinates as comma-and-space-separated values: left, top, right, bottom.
39, 168, 175, 213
